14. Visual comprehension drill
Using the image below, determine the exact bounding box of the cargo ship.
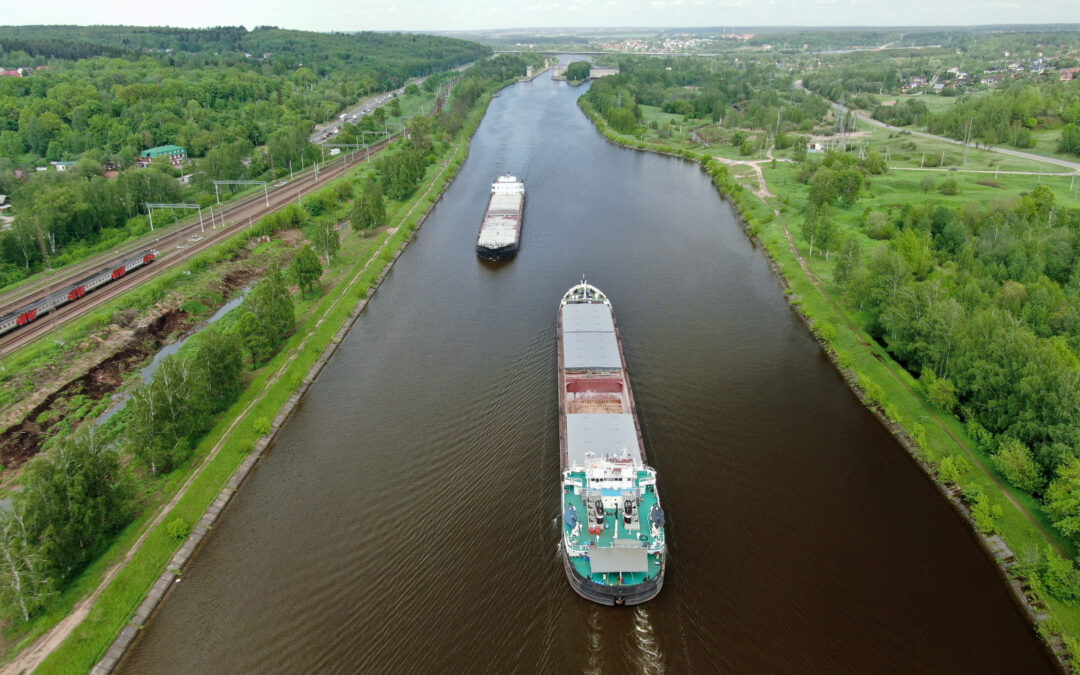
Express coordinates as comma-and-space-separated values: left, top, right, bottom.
558, 278, 666, 606
476, 174, 524, 260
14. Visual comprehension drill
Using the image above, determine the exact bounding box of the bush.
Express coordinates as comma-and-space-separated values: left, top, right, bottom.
815, 322, 837, 343
253, 417, 272, 436
971, 493, 1001, 534
166, 517, 190, 540
938, 456, 961, 486
1042, 548, 1080, 604
993, 438, 1044, 493
920, 369, 958, 413
938, 178, 959, 195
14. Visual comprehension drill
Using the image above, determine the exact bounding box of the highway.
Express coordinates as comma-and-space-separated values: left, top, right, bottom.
309, 87, 406, 144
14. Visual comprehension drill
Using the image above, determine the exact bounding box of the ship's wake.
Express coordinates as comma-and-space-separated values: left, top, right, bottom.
633, 606, 665, 675
584, 606, 604, 675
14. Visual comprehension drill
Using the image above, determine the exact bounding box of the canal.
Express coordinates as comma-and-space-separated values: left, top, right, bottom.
120, 68, 1055, 672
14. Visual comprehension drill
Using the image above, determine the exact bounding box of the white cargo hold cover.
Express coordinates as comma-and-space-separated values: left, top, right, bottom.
562, 303, 615, 332
563, 332, 621, 369
566, 414, 642, 467
561, 303, 620, 369
488, 193, 522, 213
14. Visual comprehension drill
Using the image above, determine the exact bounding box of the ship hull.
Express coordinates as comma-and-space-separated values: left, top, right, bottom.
476, 241, 519, 260
476, 177, 524, 261
557, 282, 666, 606
562, 551, 664, 606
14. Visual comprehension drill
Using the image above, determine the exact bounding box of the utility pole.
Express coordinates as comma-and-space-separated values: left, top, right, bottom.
962, 118, 972, 168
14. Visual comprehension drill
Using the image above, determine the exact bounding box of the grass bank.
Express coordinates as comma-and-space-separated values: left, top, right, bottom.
579, 97, 1077, 666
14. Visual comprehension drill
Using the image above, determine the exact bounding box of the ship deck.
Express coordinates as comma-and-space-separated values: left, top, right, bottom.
563, 470, 664, 587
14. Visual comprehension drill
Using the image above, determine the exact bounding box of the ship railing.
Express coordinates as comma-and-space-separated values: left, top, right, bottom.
565, 537, 653, 555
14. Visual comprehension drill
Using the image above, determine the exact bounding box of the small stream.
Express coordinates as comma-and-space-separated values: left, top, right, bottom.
95, 287, 251, 426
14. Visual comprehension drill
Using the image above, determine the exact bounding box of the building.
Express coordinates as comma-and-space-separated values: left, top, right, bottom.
50, 161, 76, 171
138, 145, 187, 167
589, 67, 620, 78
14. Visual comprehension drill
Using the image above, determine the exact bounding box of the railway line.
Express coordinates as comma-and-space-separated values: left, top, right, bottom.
0, 136, 394, 358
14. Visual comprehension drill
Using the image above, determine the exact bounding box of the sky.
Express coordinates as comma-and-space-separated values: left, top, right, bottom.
3, 0, 1079, 33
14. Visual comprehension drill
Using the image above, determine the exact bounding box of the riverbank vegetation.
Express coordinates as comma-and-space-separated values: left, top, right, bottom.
564, 61, 590, 83
0, 26, 489, 289
0, 51, 540, 673
582, 52, 1080, 663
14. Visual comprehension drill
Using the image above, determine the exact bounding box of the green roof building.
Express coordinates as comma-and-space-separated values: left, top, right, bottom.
139, 145, 187, 165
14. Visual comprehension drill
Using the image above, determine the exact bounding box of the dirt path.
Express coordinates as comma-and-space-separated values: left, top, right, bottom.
1, 153, 456, 675
892, 166, 1079, 176
749, 158, 1067, 557
714, 150, 790, 201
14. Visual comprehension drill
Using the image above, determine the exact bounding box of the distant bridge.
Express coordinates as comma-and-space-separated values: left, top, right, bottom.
493, 50, 699, 57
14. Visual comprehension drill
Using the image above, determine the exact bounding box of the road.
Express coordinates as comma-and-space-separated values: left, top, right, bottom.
309, 87, 406, 143
797, 80, 1080, 174
310, 62, 471, 143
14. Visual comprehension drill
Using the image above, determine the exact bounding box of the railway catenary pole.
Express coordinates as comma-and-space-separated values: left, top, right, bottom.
214, 180, 269, 207
146, 204, 203, 236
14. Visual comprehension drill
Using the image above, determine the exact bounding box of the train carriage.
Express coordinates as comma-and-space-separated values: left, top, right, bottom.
0, 250, 157, 338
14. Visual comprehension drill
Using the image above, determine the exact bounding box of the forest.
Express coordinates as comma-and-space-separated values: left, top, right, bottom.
0, 26, 489, 288
584, 55, 831, 139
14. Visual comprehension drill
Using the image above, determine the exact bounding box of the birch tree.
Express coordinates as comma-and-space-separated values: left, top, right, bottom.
0, 505, 52, 622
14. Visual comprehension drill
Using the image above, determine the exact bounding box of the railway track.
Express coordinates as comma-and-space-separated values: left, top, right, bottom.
0, 137, 393, 315
0, 138, 394, 358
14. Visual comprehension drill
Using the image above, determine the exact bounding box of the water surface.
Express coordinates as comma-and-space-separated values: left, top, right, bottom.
121, 69, 1053, 674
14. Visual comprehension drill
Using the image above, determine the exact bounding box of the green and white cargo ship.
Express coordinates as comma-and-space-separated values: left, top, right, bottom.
558, 278, 666, 606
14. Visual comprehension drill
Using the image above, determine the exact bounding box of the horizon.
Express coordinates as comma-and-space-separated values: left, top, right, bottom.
1, 0, 1079, 34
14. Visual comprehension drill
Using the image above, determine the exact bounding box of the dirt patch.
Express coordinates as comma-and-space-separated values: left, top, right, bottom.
221, 268, 255, 293
278, 229, 306, 247
0, 241, 287, 473
0, 309, 188, 470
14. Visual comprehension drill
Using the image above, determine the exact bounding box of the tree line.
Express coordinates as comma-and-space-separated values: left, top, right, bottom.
0, 27, 490, 289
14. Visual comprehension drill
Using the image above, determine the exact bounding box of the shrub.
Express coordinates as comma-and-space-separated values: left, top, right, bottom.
253, 417, 272, 436
166, 517, 190, 540
971, 493, 1001, 534
993, 438, 1044, 493
883, 402, 902, 424
938, 456, 960, 486
1041, 548, 1080, 604
815, 322, 837, 343
920, 369, 958, 413
860, 376, 885, 407
938, 178, 959, 195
